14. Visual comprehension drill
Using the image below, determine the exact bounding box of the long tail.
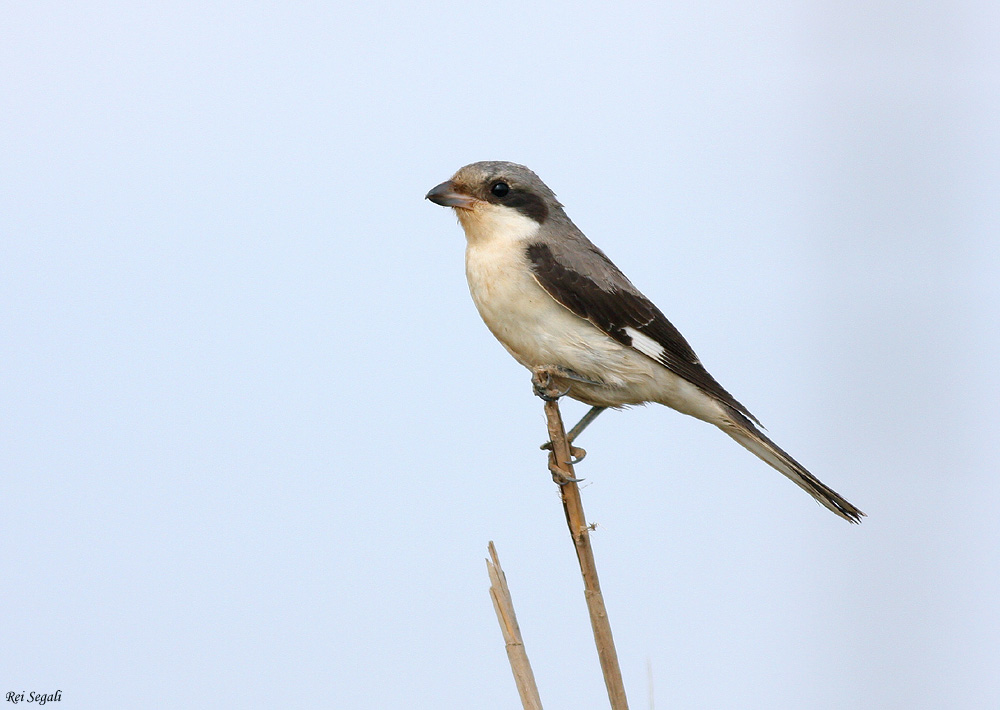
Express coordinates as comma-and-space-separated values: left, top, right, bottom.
722, 412, 865, 523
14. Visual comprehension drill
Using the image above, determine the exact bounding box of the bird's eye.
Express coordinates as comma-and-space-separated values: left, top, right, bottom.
491, 181, 510, 197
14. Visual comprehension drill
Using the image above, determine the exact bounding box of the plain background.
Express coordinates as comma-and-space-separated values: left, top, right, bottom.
3, 2, 999, 708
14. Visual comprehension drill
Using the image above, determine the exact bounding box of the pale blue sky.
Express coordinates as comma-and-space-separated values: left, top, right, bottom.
3, 2, 999, 708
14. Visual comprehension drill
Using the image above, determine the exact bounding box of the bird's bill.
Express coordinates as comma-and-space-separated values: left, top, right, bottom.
425, 180, 477, 209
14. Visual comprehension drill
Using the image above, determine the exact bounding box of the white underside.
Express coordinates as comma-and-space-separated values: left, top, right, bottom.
458, 203, 726, 422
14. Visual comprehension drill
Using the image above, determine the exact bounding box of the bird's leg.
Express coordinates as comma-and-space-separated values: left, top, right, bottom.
566, 405, 608, 446
531, 366, 608, 464
531, 366, 587, 479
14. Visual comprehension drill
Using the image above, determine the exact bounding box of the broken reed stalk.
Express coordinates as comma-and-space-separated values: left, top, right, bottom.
487, 541, 543, 710
544, 398, 630, 710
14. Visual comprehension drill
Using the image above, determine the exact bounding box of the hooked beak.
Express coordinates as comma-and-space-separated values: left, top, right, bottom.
425, 180, 477, 209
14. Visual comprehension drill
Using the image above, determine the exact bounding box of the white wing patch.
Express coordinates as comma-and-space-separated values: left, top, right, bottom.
624, 326, 666, 364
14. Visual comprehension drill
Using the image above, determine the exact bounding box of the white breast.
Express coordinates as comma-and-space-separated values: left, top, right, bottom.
456, 203, 725, 416
459, 204, 637, 385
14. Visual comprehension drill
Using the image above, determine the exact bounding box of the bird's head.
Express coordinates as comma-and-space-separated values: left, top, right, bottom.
426, 161, 562, 244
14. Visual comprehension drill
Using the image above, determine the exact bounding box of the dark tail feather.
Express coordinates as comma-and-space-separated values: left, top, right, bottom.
723, 413, 865, 523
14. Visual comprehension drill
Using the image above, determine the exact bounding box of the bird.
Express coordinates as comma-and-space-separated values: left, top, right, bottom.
426, 161, 863, 523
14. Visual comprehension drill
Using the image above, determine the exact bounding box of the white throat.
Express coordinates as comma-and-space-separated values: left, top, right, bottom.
456, 203, 541, 247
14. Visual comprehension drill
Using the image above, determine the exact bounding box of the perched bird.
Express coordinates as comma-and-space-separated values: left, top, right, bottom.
426, 161, 863, 523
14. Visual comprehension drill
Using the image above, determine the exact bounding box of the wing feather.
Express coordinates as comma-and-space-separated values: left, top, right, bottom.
526, 242, 760, 425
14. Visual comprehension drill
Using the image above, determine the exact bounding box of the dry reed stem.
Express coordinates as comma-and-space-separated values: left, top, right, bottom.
544, 398, 630, 710
487, 541, 543, 710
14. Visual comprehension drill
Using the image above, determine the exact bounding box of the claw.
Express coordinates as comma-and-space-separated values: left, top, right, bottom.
536, 383, 571, 402
531, 366, 572, 401
548, 461, 585, 486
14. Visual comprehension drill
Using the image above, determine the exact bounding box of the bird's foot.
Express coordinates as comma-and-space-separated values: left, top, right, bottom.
548, 458, 585, 486
531, 366, 570, 401
539, 442, 588, 465
531, 365, 603, 401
